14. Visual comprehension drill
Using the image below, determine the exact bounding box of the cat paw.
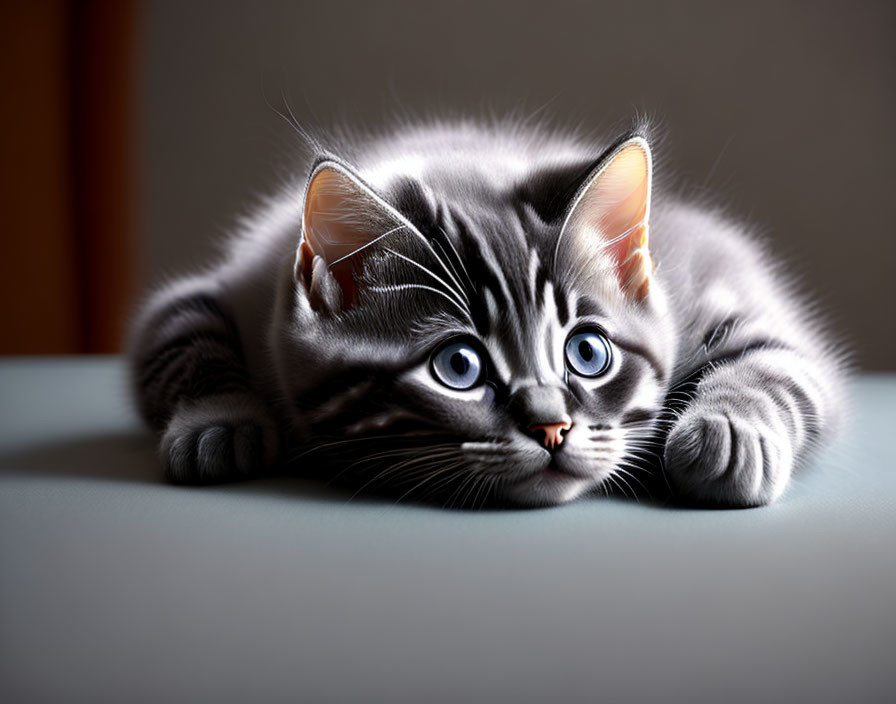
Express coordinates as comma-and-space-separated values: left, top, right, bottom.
664, 405, 793, 507
160, 394, 280, 483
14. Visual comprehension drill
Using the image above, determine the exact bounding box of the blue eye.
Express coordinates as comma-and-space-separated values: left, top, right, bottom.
431, 340, 484, 390
565, 328, 612, 378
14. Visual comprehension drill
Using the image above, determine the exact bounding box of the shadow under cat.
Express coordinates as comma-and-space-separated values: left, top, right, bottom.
0, 430, 684, 510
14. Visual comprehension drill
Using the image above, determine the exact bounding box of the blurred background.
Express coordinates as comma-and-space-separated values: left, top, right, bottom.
1, 0, 894, 367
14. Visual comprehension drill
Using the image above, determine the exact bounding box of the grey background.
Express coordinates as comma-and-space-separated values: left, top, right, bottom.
138, 0, 895, 369
2, 359, 895, 702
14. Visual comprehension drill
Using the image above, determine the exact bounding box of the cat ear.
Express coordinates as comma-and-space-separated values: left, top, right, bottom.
296, 161, 418, 312
558, 137, 653, 300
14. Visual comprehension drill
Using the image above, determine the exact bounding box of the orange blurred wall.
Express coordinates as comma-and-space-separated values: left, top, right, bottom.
0, 0, 134, 354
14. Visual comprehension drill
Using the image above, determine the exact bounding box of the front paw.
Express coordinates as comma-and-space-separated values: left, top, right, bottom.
664, 405, 793, 507
160, 394, 279, 483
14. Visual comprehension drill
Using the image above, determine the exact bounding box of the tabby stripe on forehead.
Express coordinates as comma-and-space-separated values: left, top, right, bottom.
432, 214, 476, 295
533, 260, 550, 309
573, 294, 606, 319
553, 280, 571, 326
453, 217, 512, 304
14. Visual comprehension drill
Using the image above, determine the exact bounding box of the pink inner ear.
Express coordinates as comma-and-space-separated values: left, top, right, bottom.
586, 144, 649, 249
597, 172, 649, 267
302, 168, 381, 308
563, 140, 653, 299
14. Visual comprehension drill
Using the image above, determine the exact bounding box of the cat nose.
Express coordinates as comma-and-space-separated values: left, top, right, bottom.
527, 416, 573, 449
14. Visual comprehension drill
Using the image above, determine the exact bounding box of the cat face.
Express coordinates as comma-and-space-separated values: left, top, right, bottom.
275, 136, 675, 507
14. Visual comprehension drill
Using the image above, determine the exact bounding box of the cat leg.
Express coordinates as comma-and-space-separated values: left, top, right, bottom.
663, 344, 840, 507
131, 280, 279, 483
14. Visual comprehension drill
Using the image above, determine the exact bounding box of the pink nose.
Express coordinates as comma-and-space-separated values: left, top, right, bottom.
528, 417, 572, 449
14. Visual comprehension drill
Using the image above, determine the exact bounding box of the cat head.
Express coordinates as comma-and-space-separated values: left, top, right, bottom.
274, 132, 675, 507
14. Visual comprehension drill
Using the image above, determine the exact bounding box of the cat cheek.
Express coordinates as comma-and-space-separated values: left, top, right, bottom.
569, 354, 621, 394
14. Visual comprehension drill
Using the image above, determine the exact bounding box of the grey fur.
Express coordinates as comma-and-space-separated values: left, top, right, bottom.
129, 119, 846, 508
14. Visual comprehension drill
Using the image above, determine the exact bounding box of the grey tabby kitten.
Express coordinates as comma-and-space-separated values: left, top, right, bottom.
130, 120, 845, 508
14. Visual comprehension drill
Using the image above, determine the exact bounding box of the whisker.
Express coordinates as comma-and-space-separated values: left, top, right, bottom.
369, 284, 471, 320
382, 247, 470, 310
613, 466, 650, 494
432, 238, 471, 306
390, 461, 464, 505
349, 449, 458, 496
607, 474, 638, 501
325, 225, 410, 267
437, 225, 476, 293
445, 471, 478, 509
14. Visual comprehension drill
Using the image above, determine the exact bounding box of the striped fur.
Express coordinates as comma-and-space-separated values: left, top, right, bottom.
129, 119, 846, 507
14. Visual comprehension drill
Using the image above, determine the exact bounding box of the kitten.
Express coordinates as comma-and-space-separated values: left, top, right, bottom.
129, 119, 846, 508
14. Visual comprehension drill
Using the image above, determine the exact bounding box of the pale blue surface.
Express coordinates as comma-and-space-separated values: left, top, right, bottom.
1, 358, 894, 703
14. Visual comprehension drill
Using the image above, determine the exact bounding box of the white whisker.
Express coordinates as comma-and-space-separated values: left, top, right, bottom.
383, 247, 470, 309
326, 225, 409, 267
369, 284, 472, 320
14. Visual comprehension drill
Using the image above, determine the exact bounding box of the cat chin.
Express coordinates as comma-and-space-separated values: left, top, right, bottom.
499, 472, 596, 508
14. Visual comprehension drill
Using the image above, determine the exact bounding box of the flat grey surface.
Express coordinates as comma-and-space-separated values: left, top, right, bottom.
1, 358, 894, 703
